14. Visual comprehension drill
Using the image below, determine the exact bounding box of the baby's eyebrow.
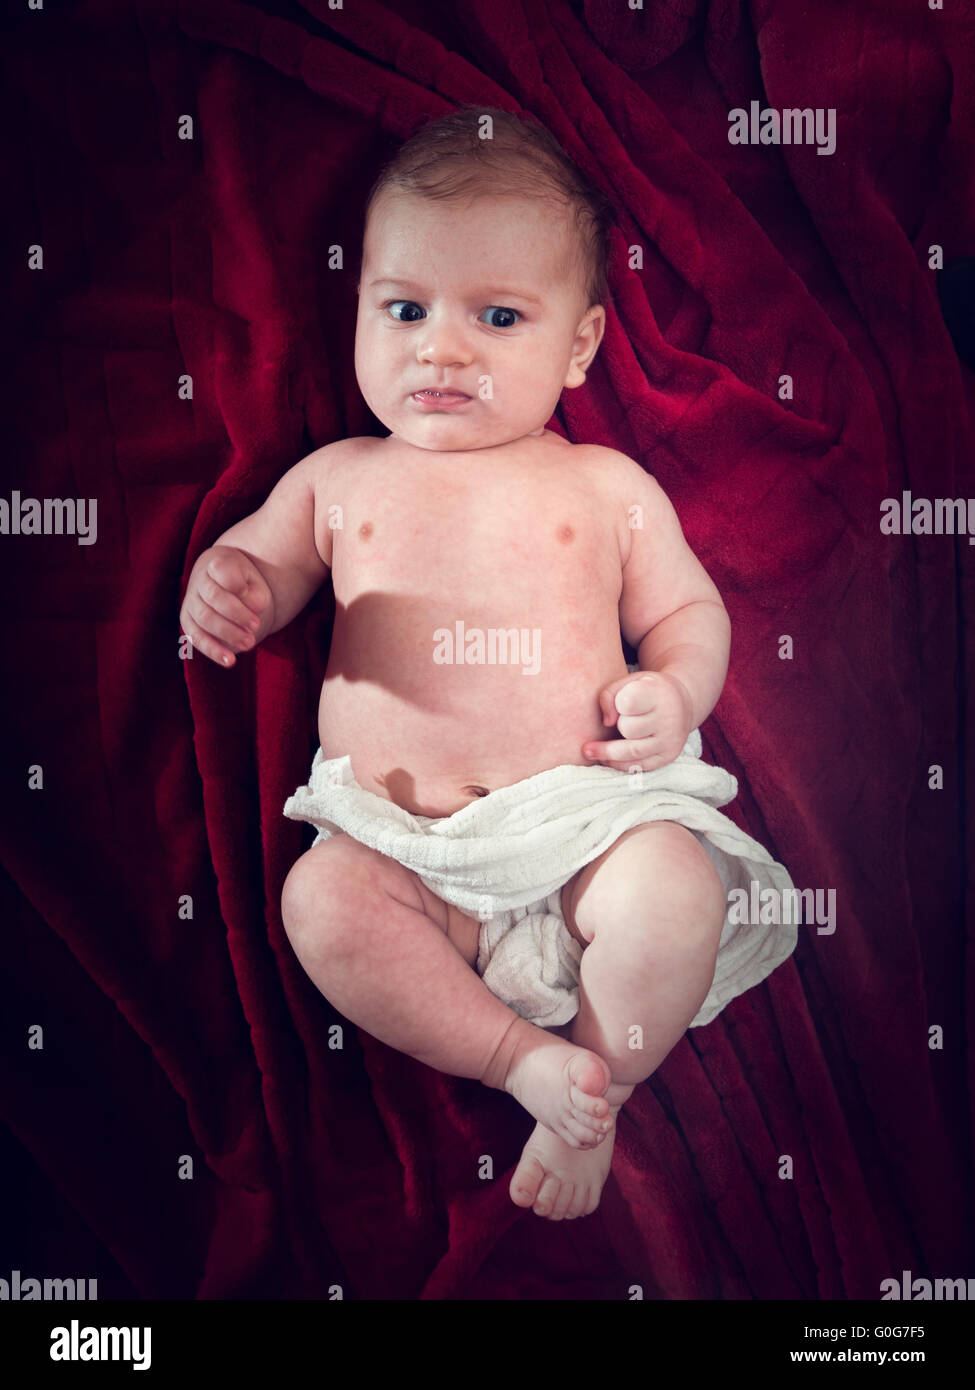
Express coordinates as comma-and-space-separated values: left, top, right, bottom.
367, 276, 542, 305
366, 278, 425, 293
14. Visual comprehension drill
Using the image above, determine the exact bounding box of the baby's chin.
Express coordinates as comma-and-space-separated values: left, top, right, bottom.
381, 416, 550, 451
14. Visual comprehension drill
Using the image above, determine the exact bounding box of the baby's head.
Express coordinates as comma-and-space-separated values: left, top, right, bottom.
353, 106, 616, 452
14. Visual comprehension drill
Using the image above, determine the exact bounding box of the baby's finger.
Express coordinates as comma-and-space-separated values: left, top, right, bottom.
198, 570, 262, 634
597, 675, 652, 725
598, 687, 620, 726
614, 675, 658, 716
582, 735, 657, 763
186, 595, 256, 656
180, 610, 237, 668
206, 554, 270, 614
616, 711, 658, 742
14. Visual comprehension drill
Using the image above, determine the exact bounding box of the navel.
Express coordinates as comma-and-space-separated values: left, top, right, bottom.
464, 785, 490, 797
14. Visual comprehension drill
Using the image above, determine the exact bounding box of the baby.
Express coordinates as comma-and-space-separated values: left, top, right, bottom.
180, 109, 789, 1222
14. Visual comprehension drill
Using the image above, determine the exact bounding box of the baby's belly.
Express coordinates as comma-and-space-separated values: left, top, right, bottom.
317, 601, 629, 817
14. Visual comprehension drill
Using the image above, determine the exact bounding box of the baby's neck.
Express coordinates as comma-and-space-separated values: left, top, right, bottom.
384, 426, 553, 454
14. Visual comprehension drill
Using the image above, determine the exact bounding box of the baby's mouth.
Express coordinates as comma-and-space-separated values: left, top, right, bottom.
410, 388, 473, 413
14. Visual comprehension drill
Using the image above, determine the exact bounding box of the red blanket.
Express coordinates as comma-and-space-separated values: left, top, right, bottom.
2, 0, 972, 1299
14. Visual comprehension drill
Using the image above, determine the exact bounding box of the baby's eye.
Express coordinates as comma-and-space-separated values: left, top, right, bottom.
386, 300, 425, 322
479, 306, 520, 329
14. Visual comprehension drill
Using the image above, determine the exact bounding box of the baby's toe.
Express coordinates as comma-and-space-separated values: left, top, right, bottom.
580, 1184, 601, 1218
567, 1053, 611, 1100
564, 1111, 606, 1146
532, 1173, 563, 1218
566, 1184, 595, 1220
569, 1084, 609, 1121
509, 1155, 546, 1208
549, 1180, 578, 1221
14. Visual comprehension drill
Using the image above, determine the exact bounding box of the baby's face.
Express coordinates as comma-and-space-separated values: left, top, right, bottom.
354, 190, 605, 452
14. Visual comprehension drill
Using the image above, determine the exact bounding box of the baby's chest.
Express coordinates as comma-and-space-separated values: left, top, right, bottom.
334, 481, 618, 603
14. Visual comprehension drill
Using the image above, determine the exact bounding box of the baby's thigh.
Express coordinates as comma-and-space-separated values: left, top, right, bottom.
411, 876, 482, 969
281, 833, 481, 968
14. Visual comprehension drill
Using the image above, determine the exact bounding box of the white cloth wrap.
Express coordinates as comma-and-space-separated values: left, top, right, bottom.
283, 728, 797, 1029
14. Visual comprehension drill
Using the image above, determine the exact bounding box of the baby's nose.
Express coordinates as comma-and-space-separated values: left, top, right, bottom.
417, 319, 475, 366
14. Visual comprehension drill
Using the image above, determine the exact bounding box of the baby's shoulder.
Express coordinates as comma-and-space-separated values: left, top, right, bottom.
572, 444, 670, 508
297, 435, 379, 488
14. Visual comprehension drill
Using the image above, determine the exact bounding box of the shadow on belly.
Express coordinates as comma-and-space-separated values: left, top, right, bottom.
374, 766, 492, 817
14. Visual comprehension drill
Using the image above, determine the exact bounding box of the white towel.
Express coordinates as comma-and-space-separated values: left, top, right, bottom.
282, 729, 798, 1028
476, 893, 584, 1028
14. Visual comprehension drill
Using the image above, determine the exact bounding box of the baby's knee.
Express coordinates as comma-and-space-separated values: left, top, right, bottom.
281, 835, 379, 953
583, 822, 726, 947
665, 826, 725, 915
647, 826, 726, 941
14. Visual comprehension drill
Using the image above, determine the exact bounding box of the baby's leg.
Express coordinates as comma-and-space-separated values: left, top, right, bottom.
510, 821, 727, 1219
281, 833, 614, 1147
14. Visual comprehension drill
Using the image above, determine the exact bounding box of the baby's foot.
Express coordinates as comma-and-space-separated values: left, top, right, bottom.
510, 1114, 618, 1219
481, 1020, 613, 1148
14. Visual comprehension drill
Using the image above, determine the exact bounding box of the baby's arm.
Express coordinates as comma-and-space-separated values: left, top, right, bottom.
583, 451, 730, 770
616, 456, 730, 730
180, 447, 333, 667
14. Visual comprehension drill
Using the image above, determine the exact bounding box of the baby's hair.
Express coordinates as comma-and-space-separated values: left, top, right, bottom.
361, 105, 617, 310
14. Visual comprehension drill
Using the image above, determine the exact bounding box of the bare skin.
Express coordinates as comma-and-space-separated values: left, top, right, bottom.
185, 433, 728, 1217
179, 189, 731, 1219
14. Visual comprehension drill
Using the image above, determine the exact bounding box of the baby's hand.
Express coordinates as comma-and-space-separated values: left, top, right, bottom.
583, 671, 693, 773
179, 545, 272, 667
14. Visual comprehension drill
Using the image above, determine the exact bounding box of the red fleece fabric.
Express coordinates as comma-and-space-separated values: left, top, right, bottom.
2, 0, 972, 1299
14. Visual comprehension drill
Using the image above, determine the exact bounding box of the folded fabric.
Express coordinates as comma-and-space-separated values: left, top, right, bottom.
475, 891, 583, 1028
282, 729, 798, 1027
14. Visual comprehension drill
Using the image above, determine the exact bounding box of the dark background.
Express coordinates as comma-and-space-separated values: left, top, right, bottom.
1, 0, 972, 1299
